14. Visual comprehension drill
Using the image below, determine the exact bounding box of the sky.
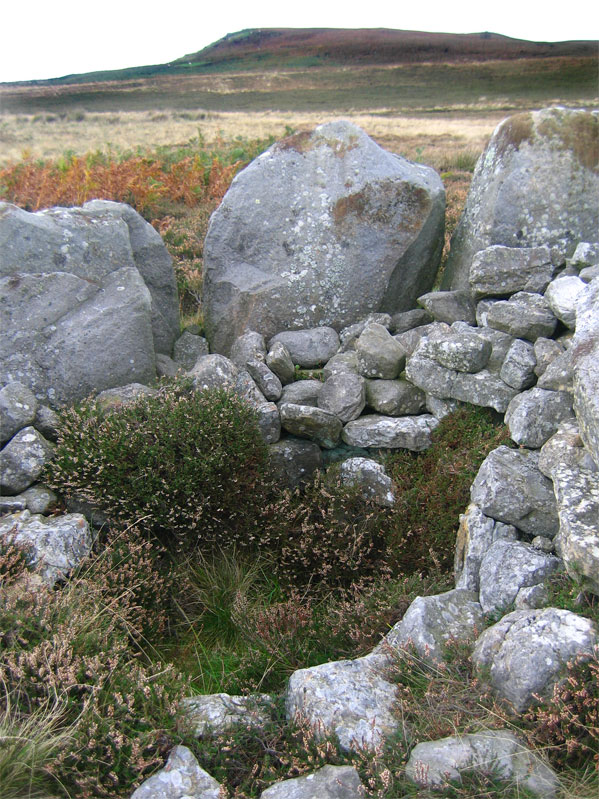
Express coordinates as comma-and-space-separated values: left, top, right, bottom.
2, 0, 597, 83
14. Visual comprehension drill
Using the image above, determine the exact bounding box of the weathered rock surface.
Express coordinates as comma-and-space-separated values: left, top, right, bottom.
570, 278, 599, 466
504, 387, 573, 448
0, 382, 38, 443
246, 358, 283, 401
454, 503, 518, 592
318, 373, 365, 422
266, 341, 295, 384
268, 437, 322, 489
269, 328, 340, 369
130, 745, 221, 799
1, 426, 54, 494
364, 378, 425, 416
342, 413, 438, 450
179, 693, 273, 737
278, 380, 323, 408
354, 323, 406, 379
405, 730, 558, 797
545, 275, 586, 328
189, 354, 238, 392
379, 589, 484, 662
338, 457, 395, 507
485, 292, 557, 341
472, 607, 599, 711
442, 108, 599, 290
417, 290, 476, 325
469, 245, 554, 299
553, 463, 599, 595
260, 765, 365, 799
0, 510, 93, 586
470, 446, 558, 537
499, 339, 537, 389
286, 654, 398, 752
203, 121, 445, 353
173, 331, 209, 370
478, 539, 561, 614
419, 329, 491, 373
279, 403, 342, 449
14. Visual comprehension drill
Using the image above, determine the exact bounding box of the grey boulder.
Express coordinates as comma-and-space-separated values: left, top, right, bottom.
130, 745, 220, 799
269, 328, 339, 369
260, 765, 365, 799
405, 730, 557, 797
342, 414, 438, 451
473, 607, 598, 712
442, 108, 599, 290
0, 382, 38, 443
1, 426, 54, 494
338, 457, 395, 507
203, 120, 445, 354
469, 244, 554, 299
504, 387, 574, 448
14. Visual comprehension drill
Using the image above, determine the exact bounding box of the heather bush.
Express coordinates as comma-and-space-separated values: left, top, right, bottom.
45, 382, 270, 551
0, 528, 188, 798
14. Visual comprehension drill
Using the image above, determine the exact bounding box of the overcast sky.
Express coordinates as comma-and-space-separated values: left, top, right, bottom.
2, 0, 597, 83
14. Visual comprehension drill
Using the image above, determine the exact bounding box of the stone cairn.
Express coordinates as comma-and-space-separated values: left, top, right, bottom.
1, 109, 598, 798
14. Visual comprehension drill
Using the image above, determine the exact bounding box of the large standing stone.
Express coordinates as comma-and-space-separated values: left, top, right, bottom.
442, 108, 599, 290
0, 202, 178, 406
1, 266, 157, 408
203, 121, 445, 354
472, 608, 598, 712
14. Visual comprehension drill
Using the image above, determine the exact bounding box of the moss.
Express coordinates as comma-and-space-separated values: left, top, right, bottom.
332, 180, 429, 234
493, 112, 535, 156
537, 110, 599, 170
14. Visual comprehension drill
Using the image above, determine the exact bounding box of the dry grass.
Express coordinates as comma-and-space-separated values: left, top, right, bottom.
0, 108, 500, 166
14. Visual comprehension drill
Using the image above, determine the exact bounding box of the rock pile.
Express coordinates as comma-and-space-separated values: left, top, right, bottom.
1, 108, 598, 798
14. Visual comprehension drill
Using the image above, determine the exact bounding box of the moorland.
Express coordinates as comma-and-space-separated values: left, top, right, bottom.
0, 28, 598, 799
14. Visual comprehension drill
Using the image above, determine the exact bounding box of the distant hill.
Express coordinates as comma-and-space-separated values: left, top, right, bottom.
4, 28, 598, 86
175, 27, 599, 70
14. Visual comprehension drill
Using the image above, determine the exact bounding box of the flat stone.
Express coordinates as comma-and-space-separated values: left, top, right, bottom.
342, 414, 438, 451
322, 352, 359, 380
469, 244, 554, 299
95, 383, 158, 415
278, 380, 323, 408
544, 275, 586, 329
179, 693, 273, 737
420, 330, 492, 373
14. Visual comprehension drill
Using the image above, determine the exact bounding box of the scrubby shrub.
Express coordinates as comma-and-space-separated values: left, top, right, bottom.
525, 646, 599, 768
258, 474, 391, 591
0, 529, 187, 798
45, 382, 270, 551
